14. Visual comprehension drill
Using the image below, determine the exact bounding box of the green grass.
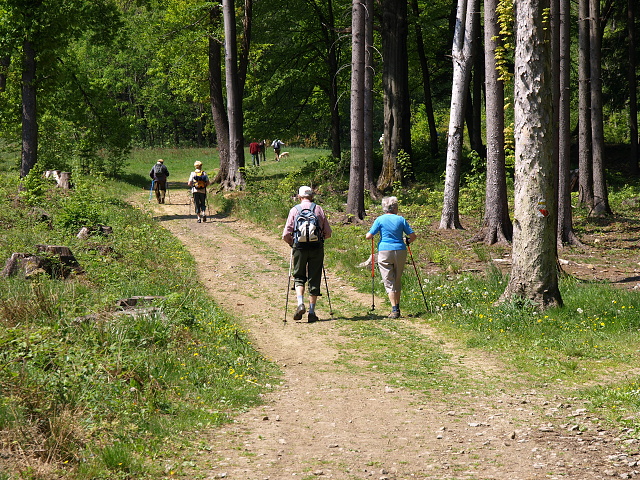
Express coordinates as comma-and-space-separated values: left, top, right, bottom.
195, 147, 640, 437
4, 144, 640, 477
0, 169, 279, 479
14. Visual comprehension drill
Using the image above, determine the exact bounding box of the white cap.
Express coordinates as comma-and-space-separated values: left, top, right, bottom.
298, 186, 313, 197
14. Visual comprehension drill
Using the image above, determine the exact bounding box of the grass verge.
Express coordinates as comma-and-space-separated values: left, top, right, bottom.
0, 164, 279, 479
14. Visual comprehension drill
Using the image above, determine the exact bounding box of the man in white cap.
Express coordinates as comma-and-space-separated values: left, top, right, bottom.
282, 186, 332, 322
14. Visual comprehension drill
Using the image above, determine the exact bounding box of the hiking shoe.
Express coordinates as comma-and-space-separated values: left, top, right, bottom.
202, 216, 207, 222
388, 310, 400, 319
197, 217, 201, 223
293, 304, 305, 321
307, 312, 319, 323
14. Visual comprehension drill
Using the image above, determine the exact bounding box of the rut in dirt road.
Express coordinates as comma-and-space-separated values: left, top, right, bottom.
146, 196, 638, 480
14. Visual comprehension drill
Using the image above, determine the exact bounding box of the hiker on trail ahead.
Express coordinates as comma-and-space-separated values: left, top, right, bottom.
282, 186, 332, 323
366, 196, 417, 319
187, 161, 210, 223
149, 158, 169, 204
272, 139, 284, 161
249, 141, 260, 166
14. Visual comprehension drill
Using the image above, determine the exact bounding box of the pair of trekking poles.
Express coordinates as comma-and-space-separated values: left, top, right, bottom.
283, 237, 429, 323
148, 180, 171, 204
369, 236, 429, 313
283, 250, 333, 324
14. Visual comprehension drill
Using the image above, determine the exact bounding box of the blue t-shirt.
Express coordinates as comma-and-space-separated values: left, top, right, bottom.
368, 214, 414, 251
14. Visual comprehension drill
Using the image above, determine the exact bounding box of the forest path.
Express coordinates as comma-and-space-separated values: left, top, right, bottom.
139, 190, 635, 480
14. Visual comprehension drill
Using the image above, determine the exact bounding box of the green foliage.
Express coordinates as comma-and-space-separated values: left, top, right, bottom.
0, 175, 278, 477
18, 162, 49, 206
54, 183, 106, 231
278, 154, 349, 199
494, 0, 514, 83
397, 149, 413, 181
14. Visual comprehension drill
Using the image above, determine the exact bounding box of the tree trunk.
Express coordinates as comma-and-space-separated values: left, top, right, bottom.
411, 0, 439, 157
347, 0, 366, 222
557, 0, 583, 247
239, 0, 253, 96
377, 0, 412, 191
222, 0, 246, 191
470, 7, 485, 158
499, 0, 562, 309
629, 0, 638, 174
588, 0, 610, 217
578, 0, 593, 208
439, 0, 476, 230
0, 56, 9, 92
20, 39, 38, 179
471, 0, 512, 244
363, 0, 380, 198
208, 7, 230, 185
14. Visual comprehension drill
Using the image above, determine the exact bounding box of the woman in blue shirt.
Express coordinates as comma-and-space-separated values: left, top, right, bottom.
365, 196, 417, 318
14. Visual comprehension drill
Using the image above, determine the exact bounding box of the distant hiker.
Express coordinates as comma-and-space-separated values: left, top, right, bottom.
149, 158, 169, 204
249, 141, 261, 166
258, 140, 266, 163
365, 196, 417, 319
282, 186, 332, 323
187, 161, 210, 223
272, 139, 285, 161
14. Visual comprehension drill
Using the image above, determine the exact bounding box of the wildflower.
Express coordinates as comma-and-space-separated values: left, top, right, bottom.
577, 308, 583, 314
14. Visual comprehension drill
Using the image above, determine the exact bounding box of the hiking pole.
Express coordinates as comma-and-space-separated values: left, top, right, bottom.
284, 248, 293, 324
406, 238, 429, 312
370, 236, 376, 311
148, 179, 155, 202
322, 264, 333, 317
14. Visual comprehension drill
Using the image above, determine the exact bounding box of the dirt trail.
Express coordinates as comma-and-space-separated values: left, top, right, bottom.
143, 192, 637, 480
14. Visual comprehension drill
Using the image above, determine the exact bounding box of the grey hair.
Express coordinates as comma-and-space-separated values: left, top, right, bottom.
381, 196, 399, 213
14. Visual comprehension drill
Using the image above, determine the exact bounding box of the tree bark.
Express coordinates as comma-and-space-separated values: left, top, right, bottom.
557, 0, 583, 247
439, 0, 476, 230
469, 7, 485, 159
578, 0, 593, 208
222, 0, 246, 190
589, 0, 610, 217
377, 0, 412, 191
20, 39, 38, 179
347, 0, 366, 222
471, 0, 512, 244
629, 0, 638, 174
363, 0, 380, 199
499, 0, 562, 309
208, 7, 230, 185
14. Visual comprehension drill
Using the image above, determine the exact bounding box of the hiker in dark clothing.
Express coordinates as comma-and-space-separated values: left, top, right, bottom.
149, 159, 169, 204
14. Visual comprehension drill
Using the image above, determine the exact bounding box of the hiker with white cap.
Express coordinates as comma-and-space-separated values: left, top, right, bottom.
187, 161, 210, 223
282, 186, 332, 322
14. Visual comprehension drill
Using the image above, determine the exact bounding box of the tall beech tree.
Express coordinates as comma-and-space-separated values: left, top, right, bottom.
471, 0, 512, 244
377, 0, 412, 192
589, 0, 611, 216
221, 0, 246, 191
557, 0, 582, 246
439, 0, 477, 229
346, 0, 366, 221
499, 0, 562, 309
363, 0, 380, 199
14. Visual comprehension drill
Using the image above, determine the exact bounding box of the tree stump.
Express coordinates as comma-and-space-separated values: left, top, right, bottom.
2, 246, 83, 279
